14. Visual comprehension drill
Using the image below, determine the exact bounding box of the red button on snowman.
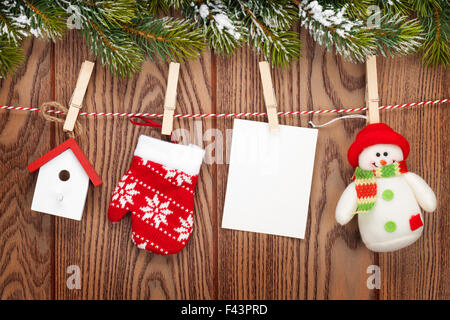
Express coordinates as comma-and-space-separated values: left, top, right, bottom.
336, 123, 437, 252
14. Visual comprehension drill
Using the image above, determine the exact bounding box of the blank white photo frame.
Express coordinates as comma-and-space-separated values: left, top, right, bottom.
222, 119, 318, 239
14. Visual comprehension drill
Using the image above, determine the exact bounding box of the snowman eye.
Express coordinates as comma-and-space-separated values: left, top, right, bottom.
376, 153, 381, 157
383, 152, 388, 156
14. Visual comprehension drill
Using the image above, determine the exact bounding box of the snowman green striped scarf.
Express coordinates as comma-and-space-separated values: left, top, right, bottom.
352, 160, 408, 214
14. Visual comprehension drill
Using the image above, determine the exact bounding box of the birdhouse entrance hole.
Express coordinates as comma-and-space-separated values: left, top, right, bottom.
59, 170, 70, 181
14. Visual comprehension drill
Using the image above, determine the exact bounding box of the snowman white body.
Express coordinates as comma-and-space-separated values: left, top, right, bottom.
336, 144, 437, 252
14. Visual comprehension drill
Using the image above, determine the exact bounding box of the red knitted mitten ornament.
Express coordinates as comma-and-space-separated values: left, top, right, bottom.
108, 135, 205, 255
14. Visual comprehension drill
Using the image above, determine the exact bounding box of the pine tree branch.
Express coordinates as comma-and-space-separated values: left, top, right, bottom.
0, 0, 448, 79
23, 0, 67, 40
297, 1, 423, 63
83, 0, 136, 25
121, 25, 166, 42
90, 21, 117, 52
372, 14, 423, 57
0, 38, 24, 78
408, 0, 442, 17
239, 1, 301, 66
121, 16, 204, 62
84, 20, 144, 77
24, 0, 51, 27
420, 1, 449, 66
0, 9, 24, 43
182, 1, 246, 56
297, 0, 374, 62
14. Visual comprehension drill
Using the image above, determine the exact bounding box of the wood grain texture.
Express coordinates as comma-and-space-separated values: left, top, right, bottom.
377, 55, 449, 299
0, 38, 53, 299
0, 28, 447, 300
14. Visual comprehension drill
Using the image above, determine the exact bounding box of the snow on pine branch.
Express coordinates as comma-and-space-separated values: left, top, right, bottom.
298, 1, 362, 39
190, 1, 242, 41
298, 0, 374, 62
0, 0, 44, 42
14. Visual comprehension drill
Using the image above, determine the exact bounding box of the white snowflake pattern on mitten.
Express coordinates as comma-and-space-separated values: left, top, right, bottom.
139, 194, 173, 228
174, 214, 193, 242
112, 177, 140, 209
162, 166, 193, 186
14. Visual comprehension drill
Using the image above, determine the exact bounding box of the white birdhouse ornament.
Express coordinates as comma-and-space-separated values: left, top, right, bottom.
335, 123, 437, 252
27, 138, 102, 220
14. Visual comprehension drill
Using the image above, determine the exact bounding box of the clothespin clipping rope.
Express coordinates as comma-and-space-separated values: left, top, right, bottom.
39, 101, 83, 139
38, 60, 94, 140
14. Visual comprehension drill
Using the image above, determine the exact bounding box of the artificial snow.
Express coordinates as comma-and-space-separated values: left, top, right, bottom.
199, 4, 209, 19
213, 13, 241, 40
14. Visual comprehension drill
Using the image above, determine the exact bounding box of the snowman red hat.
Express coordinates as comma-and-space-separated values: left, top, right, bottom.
347, 123, 410, 168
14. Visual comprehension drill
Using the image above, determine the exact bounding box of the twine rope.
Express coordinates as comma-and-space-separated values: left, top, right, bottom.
39, 101, 83, 138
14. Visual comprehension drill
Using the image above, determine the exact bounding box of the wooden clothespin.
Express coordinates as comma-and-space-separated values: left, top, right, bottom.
161, 62, 180, 135
259, 61, 279, 132
365, 55, 380, 124
63, 61, 95, 132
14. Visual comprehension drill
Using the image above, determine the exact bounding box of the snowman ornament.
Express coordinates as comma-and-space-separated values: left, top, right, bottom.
335, 123, 437, 252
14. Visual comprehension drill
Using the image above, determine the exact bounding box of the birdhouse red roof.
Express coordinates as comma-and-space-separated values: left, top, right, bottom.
27, 138, 102, 187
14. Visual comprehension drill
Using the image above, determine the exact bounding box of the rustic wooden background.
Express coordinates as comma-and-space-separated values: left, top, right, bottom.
0, 29, 448, 300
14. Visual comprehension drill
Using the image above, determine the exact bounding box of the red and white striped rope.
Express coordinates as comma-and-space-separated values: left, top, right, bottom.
0, 99, 448, 118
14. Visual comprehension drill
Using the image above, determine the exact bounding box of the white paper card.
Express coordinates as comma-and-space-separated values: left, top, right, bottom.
221, 119, 318, 239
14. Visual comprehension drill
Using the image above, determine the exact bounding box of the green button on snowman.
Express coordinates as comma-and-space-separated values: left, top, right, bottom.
336, 123, 437, 252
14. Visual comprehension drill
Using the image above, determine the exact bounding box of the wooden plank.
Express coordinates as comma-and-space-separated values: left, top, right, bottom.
0, 38, 53, 299
377, 54, 448, 299
215, 29, 374, 299
54, 31, 215, 299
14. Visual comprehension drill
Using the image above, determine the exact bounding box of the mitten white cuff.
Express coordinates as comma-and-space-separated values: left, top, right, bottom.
134, 135, 205, 175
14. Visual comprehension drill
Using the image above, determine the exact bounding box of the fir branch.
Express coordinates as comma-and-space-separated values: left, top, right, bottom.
420, 1, 449, 66
297, 1, 424, 63
57, 0, 144, 76
319, 0, 369, 20
371, 14, 423, 57
239, 0, 301, 66
84, 20, 144, 77
136, 0, 190, 14
136, 0, 171, 15
183, 1, 247, 56
297, 0, 374, 63
121, 16, 205, 62
23, 0, 67, 40
0, 0, 448, 79
407, 0, 442, 17
0, 38, 24, 78
376, 0, 411, 15
83, 0, 136, 26
0, 3, 28, 43
245, 0, 297, 31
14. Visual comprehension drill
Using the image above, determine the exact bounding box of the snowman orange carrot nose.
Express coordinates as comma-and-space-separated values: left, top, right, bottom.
380, 160, 387, 166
